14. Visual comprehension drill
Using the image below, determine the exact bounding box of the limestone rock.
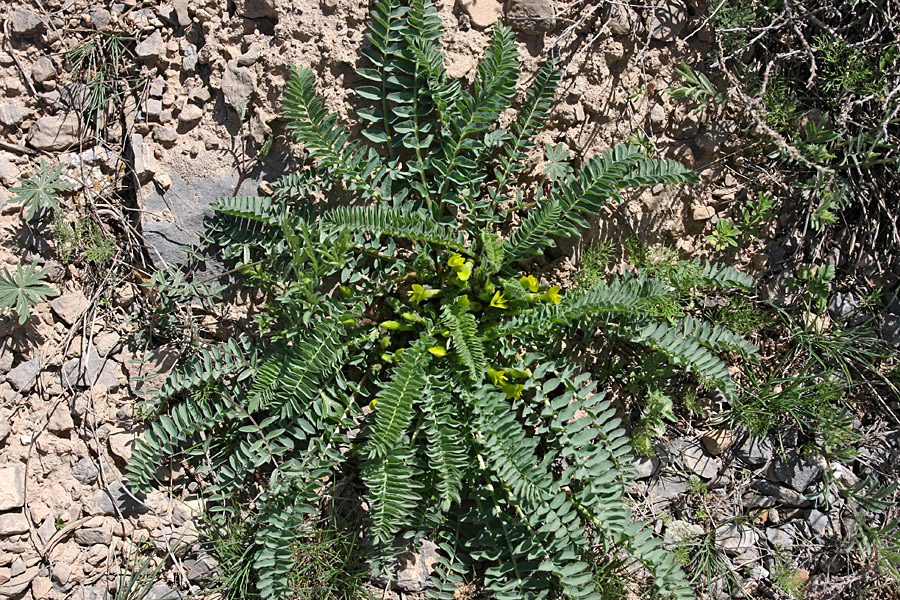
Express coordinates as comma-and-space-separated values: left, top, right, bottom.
0, 567, 38, 598
734, 433, 774, 466
234, 0, 278, 19
772, 450, 820, 493
50, 291, 89, 326
47, 402, 74, 434
0, 104, 30, 127
30, 57, 55, 84
0, 514, 29, 536
178, 103, 203, 126
6, 358, 40, 393
506, 0, 556, 35
221, 60, 257, 112
715, 523, 757, 555
108, 430, 136, 463
701, 429, 736, 455
27, 113, 81, 151
173, 0, 192, 27
671, 437, 719, 480
458, 0, 503, 29
0, 465, 24, 511
89, 479, 147, 516
74, 525, 113, 546
60, 347, 122, 391
648, 0, 688, 42
396, 539, 440, 592
9, 9, 42, 36
606, 3, 637, 36
153, 125, 177, 145
131, 132, 156, 181
72, 457, 99, 485
135, 31, 166, 61
691, 204, 715, 221
89, 6, 112, 29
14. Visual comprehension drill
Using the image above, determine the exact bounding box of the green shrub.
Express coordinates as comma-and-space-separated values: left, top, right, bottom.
127, 2, 756, 598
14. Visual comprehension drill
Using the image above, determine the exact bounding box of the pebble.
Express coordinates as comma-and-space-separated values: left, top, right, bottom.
715, 523, 757, 555
30, 57, 56, 84
135, 31, 166, 61
734, 433, 774, 467
178, 104, 203, 125
9, 9, 43, 35
507, 0, 556, 35
0, 514, 29, 536
0, 465, 25, 511
49, 291, 89, 326
27, 114, 81, 151
6, 358, 40, 393
457, 0, 503, 29
647, 0, 688, 42
772, 450, 820, 493
766, 526, 794, 549
701, 429, 736, 455
72, 457, 99, 486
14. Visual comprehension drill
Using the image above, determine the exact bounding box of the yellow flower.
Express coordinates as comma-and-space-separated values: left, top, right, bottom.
501, 382, 524, 400
448, 253, 466, 268
520, 275, 539, 293
487, 367, 508, 386
408, 284, 438, 304
455, 263, 472, 282
369, 398, 378, 409
490, 290, 508, 309
540, 285, 562, 304
428, 346, 447, 357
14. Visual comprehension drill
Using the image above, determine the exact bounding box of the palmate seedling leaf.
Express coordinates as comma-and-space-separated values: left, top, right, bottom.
9, 159, 74, 221
542, 143, 573, 182
0, 263, 59, 324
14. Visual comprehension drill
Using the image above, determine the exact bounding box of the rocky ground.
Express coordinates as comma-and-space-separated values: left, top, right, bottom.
0, 0, 898, 599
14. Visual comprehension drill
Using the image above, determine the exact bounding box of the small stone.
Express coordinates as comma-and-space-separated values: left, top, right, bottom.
662, 519, 704, 548
156, 173, 172, 190
10, 559, 24, 578
735, 433, 774, 467
178, 104, 203, 125
648, 473, 687, 509
234, 0, 278, 19
648, 0, 688, 42
458, 0, 503, 29
631, 454, 661, 479
36, 517, 56, 546
182, 43, 198, 72
153, 125, 177, 145
30, 57, 56, 84
27, 113, 81, 151
131, 132, 156, 181
701, 429, 736, 455
108, 430, 135, 462
51, 562, 71, 586
7, 358, 40, 393
766, 526, 794, 549
606, 3, 636, 35
237, 43, 260, 67
0, 514, 29, 535
89, 479, 147, 516
146, 584, 183, 600
805, 509, 832, 538
47, 402, 74, 434
715, 523, 757, 555
90, 7, 112, 29
31, 576, 52, 598
74, 525, 112, 546
50, 291, 89, 325
691, 204, 715, 221
173, 0, 191, 26
9, 9, 43, 35
749, 480, 812, 508
506, 0, 556, 35
0, 104, 30, 127
649, 104, 667, 133
671, 437, 719, 480
0, 465, 25, 511
186, 557, 216, 582
221, 60, 257, 112
72, 457, 99, 485
772, 450, 820, 493
135, 31, 166, 60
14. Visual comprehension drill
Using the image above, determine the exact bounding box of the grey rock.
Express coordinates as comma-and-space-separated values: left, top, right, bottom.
0, 465, 25, 511
772, 450, 820, 493
9, 9, 43, 35
89, 479, 147, 516
182, 43, 198, 72
221, 60, 257, 112
766, 525, 794, 549
663, 519, 704, 548
0, 567, 38, 598
10, 558, 25, 577
90, 7, 112, 29
6, 358, 40, 393
72, 457, 100, 485
631, 454, 661, 479
828, 292, 859, 322
671, 437, 719, 480
145, 584, 182, 600
47, 402, 74, 434
61, 347, 121, 391
805, 509, 832, 538
750, 480, 812, 508
883, 313, 900, 344
173, 0, 192, 27
135, 31, 166, 60
178, 103, 203, 125
153, 125, 177, 145
234, 0, 278, 18
186, 557, 216, 582
395, 539, 440, 592
237, 44, 260, 67
0, 513, 29, 535
606, 3, 637, 35
734, 433, 774, 467
0, 104, 30, 127
649, 104, 667, 133
506, 0, 556, 35
31, 57, 56, 84
131, 132, 155, 181
27, 113, 81, 151
749, 565, 770, 580
37, 516, 56, 545
50, 291, 89, 325
648, 473, 687, 509
715, 523, 757, 555
647, 0, 688, 42
74, 526, 112, 546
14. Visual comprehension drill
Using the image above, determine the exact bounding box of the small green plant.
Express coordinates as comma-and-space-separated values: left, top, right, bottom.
126, 3, 757, 599
0, 263, 58, 324
575, 240, 615, 288
141, 268, 224, 342
53, 215, 117, 265
815, 33, 882, 98
705, 219, 742, 251
669, 62, 727, 113
738, 191, 776, 240
792, 263, 835, 314
111, 545, 176, 600
9, 159, 73, 221
770, 551, 805, 600
761, 77, 798, 132
706, 296, 773, 336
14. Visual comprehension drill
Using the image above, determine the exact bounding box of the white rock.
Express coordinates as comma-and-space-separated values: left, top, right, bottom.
457, 0, 503, 29
0, 465, 25, 511
27, 113, 81, 151
135, 31, 166, 60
